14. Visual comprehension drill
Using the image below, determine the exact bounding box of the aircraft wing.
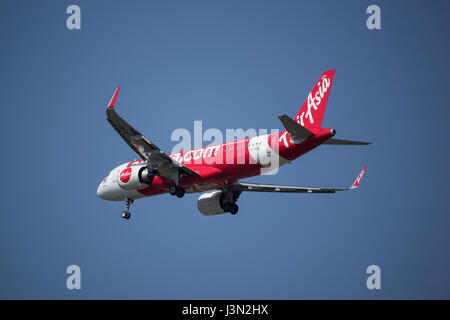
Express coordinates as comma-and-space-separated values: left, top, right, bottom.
105, 86, 199, 177
233, 166, 366, 194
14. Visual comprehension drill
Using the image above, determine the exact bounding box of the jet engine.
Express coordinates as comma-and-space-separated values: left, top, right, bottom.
117, 165, 154, 190
197, 190, 226, 216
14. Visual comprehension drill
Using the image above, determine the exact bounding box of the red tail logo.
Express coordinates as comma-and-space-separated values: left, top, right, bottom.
294, 70, 335, 131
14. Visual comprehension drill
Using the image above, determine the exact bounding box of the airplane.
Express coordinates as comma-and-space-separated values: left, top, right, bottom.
97, 70, 370, 220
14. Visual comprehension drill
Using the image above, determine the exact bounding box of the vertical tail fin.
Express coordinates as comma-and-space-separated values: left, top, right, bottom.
294, 70, 336, 132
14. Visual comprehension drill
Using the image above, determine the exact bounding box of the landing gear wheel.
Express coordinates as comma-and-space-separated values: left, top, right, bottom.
170, 185, 185, 197
222, 202, 232, 212
121, 198, 133, 220
229, 204, 239, 215
169, 185, 179, 196
121, 211, 131, 219
220, 187, 241, 215
176, 187, 185, 198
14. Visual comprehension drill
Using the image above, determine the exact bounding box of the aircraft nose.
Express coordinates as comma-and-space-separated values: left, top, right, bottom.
97, 179, 106, 199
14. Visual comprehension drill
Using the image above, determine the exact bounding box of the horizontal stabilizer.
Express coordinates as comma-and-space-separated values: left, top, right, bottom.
324, 138, 371, 145
278, 114, 314, 139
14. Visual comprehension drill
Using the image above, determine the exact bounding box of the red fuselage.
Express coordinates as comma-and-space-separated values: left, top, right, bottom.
136, 128, 334, 197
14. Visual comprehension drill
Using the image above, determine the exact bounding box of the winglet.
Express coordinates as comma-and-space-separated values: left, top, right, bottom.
350, 166, 367, 189
107, 86, 120, 109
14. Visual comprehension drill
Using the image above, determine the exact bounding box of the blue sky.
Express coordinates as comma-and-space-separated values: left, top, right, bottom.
1, 0, 449, 299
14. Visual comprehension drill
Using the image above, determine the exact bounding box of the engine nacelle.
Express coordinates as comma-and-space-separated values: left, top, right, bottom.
118, 165, 154, 190
197, 190, 226, 216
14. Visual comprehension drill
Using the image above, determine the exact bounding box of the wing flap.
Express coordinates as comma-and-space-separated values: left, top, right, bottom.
233, 182, 336, 193
233, 166, 366, 194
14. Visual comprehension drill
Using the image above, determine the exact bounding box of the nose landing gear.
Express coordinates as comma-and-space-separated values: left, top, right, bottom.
121, 198, 133, 220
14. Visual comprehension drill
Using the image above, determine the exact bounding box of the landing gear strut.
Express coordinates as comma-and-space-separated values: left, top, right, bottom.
169, 185, 185, 198
121, 198, 133, 220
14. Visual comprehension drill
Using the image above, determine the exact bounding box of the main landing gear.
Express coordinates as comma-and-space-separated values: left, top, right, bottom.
221, 188, 240, 215
121, 198, 133, 220
169, 184, 185, 198
223, 202, 239, 215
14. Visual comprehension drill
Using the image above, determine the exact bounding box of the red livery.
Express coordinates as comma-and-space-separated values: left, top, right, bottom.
97, 70, 370, 220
